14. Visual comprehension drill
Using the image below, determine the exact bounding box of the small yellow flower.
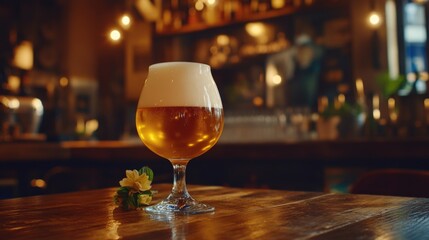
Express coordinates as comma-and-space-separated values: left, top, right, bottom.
119, 170, 152, 192
139, 194, 152, 205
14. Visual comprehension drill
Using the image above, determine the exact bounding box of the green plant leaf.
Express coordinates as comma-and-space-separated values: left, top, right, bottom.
116, 187, 129, 198
376, 72, 405, 98
141, 190, 152, 196
139, 166, 154, 181
133, 192, 142, 209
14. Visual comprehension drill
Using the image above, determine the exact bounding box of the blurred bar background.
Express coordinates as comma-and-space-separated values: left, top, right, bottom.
1, 0, 429, 198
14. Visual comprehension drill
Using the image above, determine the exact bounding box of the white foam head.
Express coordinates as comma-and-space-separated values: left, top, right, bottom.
138, 62, 223, 108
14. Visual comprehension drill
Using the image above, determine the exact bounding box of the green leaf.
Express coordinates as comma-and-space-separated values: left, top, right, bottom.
139, 166, 154, 181
120, 196, 129, 210
376, 72, 406, 98
131, 192, 141, 209
141, 190, 152, 196
125, 196, 133, 210
116, 187, 129, 197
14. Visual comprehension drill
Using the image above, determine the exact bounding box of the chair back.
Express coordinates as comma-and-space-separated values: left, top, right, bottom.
349, 169, 429, 198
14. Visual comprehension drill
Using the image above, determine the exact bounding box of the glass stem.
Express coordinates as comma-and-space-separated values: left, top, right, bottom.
170, 160, 191, 200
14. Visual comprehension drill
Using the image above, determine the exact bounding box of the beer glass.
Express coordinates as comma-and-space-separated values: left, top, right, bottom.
136, 62, 224, 214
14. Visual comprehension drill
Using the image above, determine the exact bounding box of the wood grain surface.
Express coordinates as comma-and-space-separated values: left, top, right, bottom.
1, 184, 429, 239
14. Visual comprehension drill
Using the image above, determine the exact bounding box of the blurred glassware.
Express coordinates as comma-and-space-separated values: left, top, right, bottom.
220, 107, 313, 143
0, 95, 44, 141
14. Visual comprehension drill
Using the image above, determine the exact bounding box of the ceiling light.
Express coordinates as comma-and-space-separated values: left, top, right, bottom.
109, 29, 122, 42
368, 11, 382, 28
120, 14, 132, 29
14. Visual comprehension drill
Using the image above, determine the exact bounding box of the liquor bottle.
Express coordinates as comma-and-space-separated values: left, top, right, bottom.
271, 0, 285, 9
362, 92, 377, 138
0, 59, 10, 95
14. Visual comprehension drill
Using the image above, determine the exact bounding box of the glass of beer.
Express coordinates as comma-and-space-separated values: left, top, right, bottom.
136, 62, 224, 214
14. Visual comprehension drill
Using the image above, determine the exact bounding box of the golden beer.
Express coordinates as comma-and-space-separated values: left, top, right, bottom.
136, 62, 222, 213
136, 106, 224, 160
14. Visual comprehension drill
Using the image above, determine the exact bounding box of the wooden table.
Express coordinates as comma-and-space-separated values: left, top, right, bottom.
2, 184, 429, 239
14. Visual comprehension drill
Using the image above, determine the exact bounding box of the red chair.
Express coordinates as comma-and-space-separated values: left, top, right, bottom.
349, 169, 429, 198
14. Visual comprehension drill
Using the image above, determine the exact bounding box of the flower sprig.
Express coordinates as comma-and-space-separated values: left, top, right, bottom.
114, 166, 154, 210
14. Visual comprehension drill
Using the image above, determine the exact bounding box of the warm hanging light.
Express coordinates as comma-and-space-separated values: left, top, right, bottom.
109, 29, 122, 42
119, 14, 132, 29
368, 11, 382, 28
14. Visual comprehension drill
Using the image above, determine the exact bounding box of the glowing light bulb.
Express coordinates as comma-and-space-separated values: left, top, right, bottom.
120, 14, 132, 29
109, 29, 121, 42
368, 12, 382, 28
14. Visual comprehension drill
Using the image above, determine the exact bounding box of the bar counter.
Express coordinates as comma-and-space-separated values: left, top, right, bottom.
2, 184, 429, 239
1, 138, 429, 165
2, 139, 429, 196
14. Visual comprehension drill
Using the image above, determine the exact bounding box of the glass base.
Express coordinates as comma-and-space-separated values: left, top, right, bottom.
145, 196, 215, 214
